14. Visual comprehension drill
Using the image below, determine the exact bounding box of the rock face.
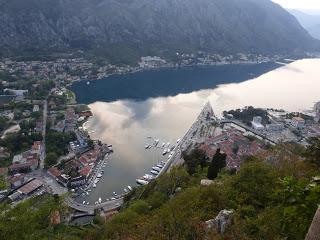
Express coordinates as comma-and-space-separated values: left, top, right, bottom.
0, 0, 318, 59
205, 209, 234, 234
305, 207, 320, 240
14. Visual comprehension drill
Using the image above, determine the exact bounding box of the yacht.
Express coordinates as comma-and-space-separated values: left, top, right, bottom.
136, 179, 149, 185
97, 173, 102, 178
152, 166, 161, 172
157, 164, 164, 168
145, 145, 149, 149
93, 183, 96, 188
177, 139, 181, 143
124, 188, 128, 193
151, 170, 159, 175
168, 154, 172, 159
127, 185, 133, 191
98, 198, 102, 203
82, 201, 86, 204
113, 191, 117, 196
161, 143, 165, 148
162, 149, 168, 155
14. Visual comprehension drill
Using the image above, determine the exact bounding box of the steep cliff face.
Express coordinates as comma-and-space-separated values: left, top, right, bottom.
0, 0, 318, 59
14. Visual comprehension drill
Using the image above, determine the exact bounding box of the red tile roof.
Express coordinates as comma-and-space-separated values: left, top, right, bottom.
18, 179, 43, 195
79, 165, 92, 177
48, 167, 61, 177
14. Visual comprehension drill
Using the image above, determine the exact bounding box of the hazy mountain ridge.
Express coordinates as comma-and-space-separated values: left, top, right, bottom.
0, 0, 318, 61
288, 9, 320, 40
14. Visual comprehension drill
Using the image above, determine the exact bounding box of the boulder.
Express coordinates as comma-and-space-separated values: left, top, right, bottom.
205, 209, 234, 234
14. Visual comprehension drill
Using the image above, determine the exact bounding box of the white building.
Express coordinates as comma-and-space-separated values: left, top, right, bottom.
33, 105, 39, 112
291, 117, 305, 129
266, 123, 284, 132
251, 116, 264, 131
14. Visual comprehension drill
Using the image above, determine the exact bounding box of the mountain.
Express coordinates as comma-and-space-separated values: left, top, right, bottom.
288, 9, 320, 40
0, 0, 318, 62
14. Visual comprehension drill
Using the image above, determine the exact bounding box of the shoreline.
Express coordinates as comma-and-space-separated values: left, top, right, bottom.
68, 58, 291, 86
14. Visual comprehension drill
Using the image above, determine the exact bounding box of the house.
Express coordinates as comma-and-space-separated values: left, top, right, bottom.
68, 176, 86, 188
47, 167, 61, 178
33, 105, 40, 112
291, 117, 305, 129
34, 121, 44, 132
9, 160, 38, 174
52, 120, 65, 132
266, 123, 284, 132
8, 174, 26, 189
79, 165, 93, 179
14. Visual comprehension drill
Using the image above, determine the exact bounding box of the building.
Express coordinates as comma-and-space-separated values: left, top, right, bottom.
47, 167, 61, 179
33, 105, 40, 112
251, 116, 264, 131
9, 174, 26, 189
291, 117, 305, 129
266, 123, 284, 132
17, 178, 43, 196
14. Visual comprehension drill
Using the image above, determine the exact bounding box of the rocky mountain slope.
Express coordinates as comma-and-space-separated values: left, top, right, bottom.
0, 0, 318, 61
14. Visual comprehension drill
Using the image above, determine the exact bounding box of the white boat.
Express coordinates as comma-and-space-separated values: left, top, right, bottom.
124, 188, 128, 193
145, 145, 149, 149
144, 174, 154, 180
113, 192, 117, 196
136, 179, 149, 185
168, 154, 172, 159
82, 201, 86, 204
161, 143, 165, 148
166, 142, 171, 147
86, 81, 90, 85
111, 197, 115, 200
98, 198, 102, 203
93, 183, 97, 188
170, 145, 175, 151
127, 185, 133, 191
162, 149, 167, 155
157, 164, 163, 168
177, 139, 181, 143
86, 192, 89, 196
151, 170, 159, 175
87, 202, 89, 205
152, 166, 161, 172
97, 173, 102, 178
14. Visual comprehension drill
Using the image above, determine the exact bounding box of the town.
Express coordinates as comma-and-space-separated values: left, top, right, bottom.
0, 53, 320, 225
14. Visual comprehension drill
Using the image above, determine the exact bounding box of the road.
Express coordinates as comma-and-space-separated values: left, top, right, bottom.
219, 119, 277, 145
40, 99, 47, 169
66, 197, 123, 213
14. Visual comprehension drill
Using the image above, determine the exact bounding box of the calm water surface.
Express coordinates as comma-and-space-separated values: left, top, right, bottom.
71, 59, 320, 203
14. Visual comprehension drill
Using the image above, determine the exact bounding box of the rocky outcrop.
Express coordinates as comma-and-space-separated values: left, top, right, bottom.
205, 209, 234, 234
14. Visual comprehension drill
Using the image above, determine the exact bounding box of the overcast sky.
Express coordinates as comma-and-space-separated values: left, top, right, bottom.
272, 0, 320, 10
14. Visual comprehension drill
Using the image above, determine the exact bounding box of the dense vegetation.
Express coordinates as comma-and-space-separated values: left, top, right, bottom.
45, 131, 76, 168
224, 106, 270, 126
0, 141, 319, 239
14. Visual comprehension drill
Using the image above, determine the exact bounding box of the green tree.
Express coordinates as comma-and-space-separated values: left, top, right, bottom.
45, 152, 58, 168
207, 149, 226, 180
305, 137, 320, 167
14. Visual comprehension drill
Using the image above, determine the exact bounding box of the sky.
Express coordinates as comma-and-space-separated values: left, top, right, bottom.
272, 0, 320, 10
